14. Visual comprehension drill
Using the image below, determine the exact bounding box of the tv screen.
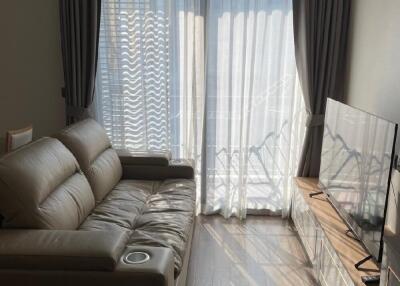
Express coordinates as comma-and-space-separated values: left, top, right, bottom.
319, 98, 398, 262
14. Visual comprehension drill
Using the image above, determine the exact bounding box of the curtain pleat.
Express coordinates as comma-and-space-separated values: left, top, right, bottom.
293, 0, 351, 177
59, 0, 101, 124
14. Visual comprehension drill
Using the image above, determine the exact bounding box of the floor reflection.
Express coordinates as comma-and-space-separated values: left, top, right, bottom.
187, 215, 318, 286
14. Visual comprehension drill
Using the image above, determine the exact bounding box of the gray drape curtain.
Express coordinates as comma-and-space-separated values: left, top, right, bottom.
59, 0, 101, 124
293, 0, 351, 177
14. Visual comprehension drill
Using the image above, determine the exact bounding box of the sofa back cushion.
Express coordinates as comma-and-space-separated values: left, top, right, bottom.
54, 119, 122, 204
0, 138, 95, 229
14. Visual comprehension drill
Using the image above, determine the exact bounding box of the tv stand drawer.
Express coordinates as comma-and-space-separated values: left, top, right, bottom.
381, 235, 400, 286
292, 186, 320, 264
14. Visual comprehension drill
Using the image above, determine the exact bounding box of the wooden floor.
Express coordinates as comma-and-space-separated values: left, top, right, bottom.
187, 215, 318, 286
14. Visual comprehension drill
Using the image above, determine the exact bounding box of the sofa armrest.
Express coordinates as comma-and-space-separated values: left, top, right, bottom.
0, 246, 175, 286
116, 149, 171, 166
0, 230, 128, 271
121, 159, 195, 180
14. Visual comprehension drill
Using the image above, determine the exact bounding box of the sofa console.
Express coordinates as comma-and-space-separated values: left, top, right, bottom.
292, 178, 380, 286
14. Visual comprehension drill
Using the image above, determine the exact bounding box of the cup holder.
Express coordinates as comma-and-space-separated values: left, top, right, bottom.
123, 251, 151, 264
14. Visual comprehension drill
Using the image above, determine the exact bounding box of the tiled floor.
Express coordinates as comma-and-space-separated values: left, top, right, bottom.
187, 215, 318, 286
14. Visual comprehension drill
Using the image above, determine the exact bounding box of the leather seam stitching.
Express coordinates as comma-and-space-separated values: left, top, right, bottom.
88, 146, 113, 167
38, 171, 83, 207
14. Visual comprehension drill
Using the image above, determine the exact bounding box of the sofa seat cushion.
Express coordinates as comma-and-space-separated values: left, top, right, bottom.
128, 179, 196, 276
79, 179, 196, 277
79, 180, 157, 232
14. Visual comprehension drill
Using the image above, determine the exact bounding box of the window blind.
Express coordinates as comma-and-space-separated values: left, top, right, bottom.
95, 0, 171, 150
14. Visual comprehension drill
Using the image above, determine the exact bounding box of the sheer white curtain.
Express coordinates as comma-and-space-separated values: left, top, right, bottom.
202, 0, 304, 218
95, 0, 305, 219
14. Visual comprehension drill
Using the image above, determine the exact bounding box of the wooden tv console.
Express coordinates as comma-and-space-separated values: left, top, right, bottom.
292, 178, 380, 286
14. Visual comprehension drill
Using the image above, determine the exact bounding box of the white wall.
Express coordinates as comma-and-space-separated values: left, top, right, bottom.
0, 0, 65, 153
345, 0, 400, 233
345, 0, 400, 131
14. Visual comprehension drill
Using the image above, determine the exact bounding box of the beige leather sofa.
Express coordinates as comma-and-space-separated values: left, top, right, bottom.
0, 119, 196, 286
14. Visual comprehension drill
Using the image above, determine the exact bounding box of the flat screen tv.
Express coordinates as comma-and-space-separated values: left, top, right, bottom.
319, 98, 398, 262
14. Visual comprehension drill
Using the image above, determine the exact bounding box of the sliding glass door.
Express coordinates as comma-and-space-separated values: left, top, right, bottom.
95, 0, 305, 218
